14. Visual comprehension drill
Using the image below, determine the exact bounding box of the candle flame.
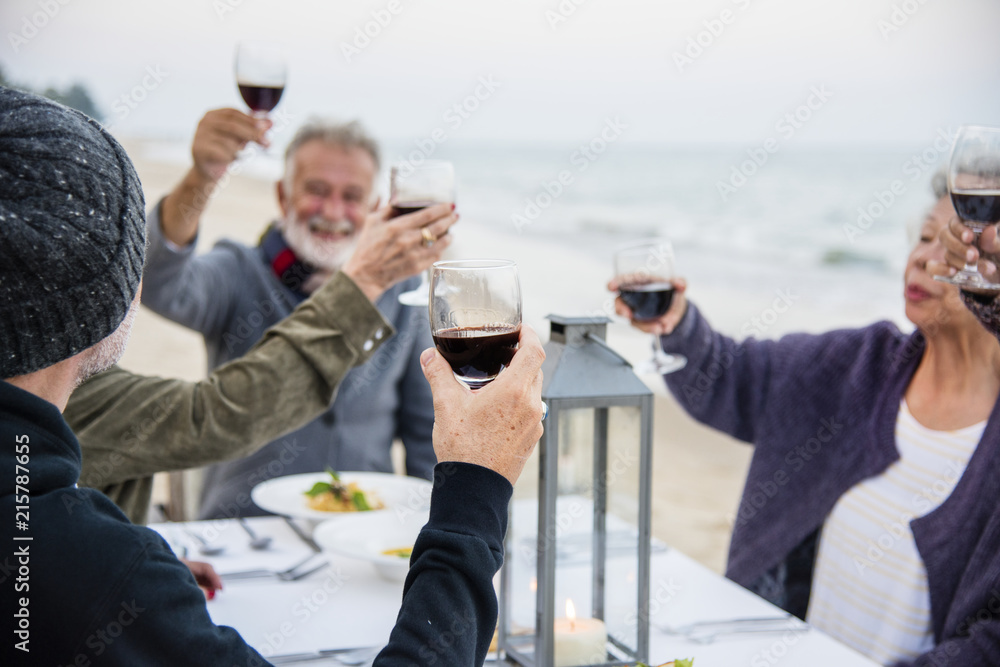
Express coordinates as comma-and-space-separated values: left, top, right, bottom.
566, 599, 576, 620
529, 577, 537, 593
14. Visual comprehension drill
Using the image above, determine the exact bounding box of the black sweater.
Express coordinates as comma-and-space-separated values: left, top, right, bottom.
0, 380, 510, 666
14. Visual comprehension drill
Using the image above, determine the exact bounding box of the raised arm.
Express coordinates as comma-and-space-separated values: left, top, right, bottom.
160, 108, 268, 247
375, 326, 545, 666
610, 276, 774, 443
69, 271, 391, 494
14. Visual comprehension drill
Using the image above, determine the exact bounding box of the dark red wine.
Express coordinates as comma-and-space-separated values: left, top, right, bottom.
238, 84, 284, 113
619, 283, 674, 321
390, 201, 437, 218
952, 191, 1000, 230
432, 325, 520, 387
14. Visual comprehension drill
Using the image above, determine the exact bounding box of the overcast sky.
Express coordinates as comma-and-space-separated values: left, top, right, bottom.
3, 0, 999, 147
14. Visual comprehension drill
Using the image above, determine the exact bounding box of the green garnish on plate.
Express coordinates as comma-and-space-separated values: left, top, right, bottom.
304, 467, 342, 497
304, 468, 377, 511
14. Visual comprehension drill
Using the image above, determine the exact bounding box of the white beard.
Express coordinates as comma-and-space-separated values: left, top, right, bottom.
280, 213, 357, 273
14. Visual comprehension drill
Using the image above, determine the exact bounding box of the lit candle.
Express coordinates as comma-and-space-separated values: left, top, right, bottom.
553, 599, 608, 667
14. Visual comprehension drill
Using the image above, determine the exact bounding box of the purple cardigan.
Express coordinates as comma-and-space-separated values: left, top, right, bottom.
660, 304, 1000, 667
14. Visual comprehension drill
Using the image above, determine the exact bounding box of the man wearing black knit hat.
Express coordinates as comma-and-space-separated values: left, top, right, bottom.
0, 86, 545, 666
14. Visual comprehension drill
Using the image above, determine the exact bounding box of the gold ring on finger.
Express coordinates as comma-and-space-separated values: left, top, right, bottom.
421, 226, 436, 247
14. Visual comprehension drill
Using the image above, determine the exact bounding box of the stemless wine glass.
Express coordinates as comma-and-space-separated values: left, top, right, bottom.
934, 125, 1000, 291
394, 161, 456, 306
429, 260, 520, 389
234, 40, 287, 119
613, 238, 687, 375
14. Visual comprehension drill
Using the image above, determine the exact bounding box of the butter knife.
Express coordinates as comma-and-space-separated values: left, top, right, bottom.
282, 515, 322, 553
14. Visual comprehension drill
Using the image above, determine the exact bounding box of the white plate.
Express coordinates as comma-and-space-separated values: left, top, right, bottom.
250, 471, 432, 521
314, 510, 430, 582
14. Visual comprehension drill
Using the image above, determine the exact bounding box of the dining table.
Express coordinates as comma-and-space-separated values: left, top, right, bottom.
150, 514, 879, 666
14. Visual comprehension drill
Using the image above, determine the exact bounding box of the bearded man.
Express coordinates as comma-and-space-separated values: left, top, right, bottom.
141, 109, 458, 519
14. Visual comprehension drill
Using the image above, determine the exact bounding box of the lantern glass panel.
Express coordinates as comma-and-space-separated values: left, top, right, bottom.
502, 402, 645, 666
601, 405, 643, 655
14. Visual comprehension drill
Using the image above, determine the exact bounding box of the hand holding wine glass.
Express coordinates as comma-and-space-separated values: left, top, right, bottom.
933, 215, 1000, 287
342, 202, 458, 302
392, 161, 456, 306
419, 324, 545, 485
612, 239, 687, 375
610, 276, 688, 336
189, 109, 271, 182
933, 125, 1000, 291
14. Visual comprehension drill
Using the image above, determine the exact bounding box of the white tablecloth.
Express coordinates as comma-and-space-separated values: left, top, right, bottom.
150, 516, 878, 666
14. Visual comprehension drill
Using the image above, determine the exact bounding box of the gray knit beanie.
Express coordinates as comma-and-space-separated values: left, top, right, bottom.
0, 85, 146, 378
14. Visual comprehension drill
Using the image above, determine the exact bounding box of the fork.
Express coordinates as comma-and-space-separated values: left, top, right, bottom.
221, 553, 328, 582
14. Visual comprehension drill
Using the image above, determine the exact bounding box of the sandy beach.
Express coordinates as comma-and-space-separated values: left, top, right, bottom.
115, 139, 825, 575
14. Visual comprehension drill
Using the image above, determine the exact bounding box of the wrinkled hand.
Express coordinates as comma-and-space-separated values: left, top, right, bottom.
608, 277, 688, 335
179, 558, 223, 600
420, 325, 545, 486
930, 217, 1000, 285
191, 108, 271, 182
342, 203, 459, 302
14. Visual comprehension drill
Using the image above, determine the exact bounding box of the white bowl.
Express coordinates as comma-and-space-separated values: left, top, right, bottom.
313, 509, 430, 582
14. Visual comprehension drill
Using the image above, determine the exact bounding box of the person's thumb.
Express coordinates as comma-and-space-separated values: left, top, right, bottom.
420, 348, 465, 404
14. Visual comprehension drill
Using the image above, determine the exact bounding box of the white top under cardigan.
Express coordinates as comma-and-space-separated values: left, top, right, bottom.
807, 400, 985, 665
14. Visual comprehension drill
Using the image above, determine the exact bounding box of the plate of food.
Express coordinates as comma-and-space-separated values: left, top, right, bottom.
250, 469, 432, 521
313, 509, 430, 582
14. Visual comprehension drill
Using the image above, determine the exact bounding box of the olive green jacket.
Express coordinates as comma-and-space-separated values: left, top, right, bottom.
64, 272, 393, 524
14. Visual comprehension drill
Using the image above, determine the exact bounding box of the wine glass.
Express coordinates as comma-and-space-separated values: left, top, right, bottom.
933, 125, 1000, 291
613, 239, 687, 375
393, 161, 456, 306
429, 260, 520, 389
234, 40, 287, 119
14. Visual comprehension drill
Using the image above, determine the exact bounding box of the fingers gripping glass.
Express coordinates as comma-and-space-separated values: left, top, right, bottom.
613, 239, 687, 375
429, 260, 520, 389
392, 161, 456, 306
934, 125, 1000, 291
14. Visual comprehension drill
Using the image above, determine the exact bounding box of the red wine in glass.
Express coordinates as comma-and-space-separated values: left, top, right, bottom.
432, 325, 520, 389
951, 191, 1000, 231
390, 201, 436, 218
238, 83, 285, 114
619, 282, 675, 322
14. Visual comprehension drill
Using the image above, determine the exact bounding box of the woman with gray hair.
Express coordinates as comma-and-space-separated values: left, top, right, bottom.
611, 176, 1000, 666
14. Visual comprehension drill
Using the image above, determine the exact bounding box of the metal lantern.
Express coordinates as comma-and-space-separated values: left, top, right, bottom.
500, 316, 653, 666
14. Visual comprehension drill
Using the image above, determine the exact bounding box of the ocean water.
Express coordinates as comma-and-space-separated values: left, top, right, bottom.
141, 137, 942, 334
395, 141, 937, 330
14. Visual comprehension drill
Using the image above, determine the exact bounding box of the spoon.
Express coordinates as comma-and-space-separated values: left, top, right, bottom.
239, 518, 273, 550
184, 529, 225, 557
